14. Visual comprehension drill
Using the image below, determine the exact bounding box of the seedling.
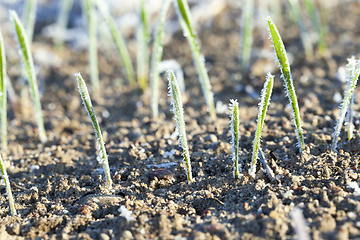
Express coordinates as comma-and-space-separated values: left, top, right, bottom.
75, 73, 112, 189
83, 0, 99, 94
332, 59, 360, 152
136, 0, 150, 91
249, 73, 274, 178
96, 0, 135, 86
174, 0, 216, 118
287, 0, 314, 61
150, 0, 172, 119
303, 0, 327, 54
55, 0, 74, 50
240, 0, 254, 73
267, 16, 305, 152
229, 99, 240, 179
11, 10, 47, 143
0, 155, 16, 216
158, 59, 185, 91
168, 70, 192, 182
0, 29, 7, 151
346, 56, 356, 141
22, 0, 37, 43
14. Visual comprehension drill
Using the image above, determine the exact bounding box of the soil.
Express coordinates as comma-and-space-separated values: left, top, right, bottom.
1, 0, 360, 239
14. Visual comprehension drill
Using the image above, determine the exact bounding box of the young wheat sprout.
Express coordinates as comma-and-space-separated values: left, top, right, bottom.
332, 59, 360, 152
267, 16, 305, 152
249, 73, 274, 178
22, 0, 37, 43
75, 73, 112, 189
346, 56, 356, 141
168, 70, 193, 182
55, 0, 74, 50
0, 154, 16, 216
150, 0, 172, 119
83, 0, 99, 93
158, 59, 185, 91
240, 0, 253, 73
11, 10, 47, 143
0, 28, 7, 151
174, 0, 216, 118
96, 0, 135, 86
136, 0, 150, 91
229, 99, 240, 179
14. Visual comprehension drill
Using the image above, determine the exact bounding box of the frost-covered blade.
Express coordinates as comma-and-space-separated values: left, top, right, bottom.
267, 16, 305, 152
229, 99, 240, 179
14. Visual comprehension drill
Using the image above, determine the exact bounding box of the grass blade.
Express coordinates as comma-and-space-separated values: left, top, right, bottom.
174, 0, 216, 118
55, 0, 74, 50
168, 70, 192, 182
346, 56, 356, 141
96, 0, 135, 86
229, 99, 240, 179
83, 0, 100, 94
267, 16, 305, 152
22, 0, 37, 43
11, 10, 47, 143
75, 73, 112, 189
0, 155, 16, 216
136, 0, 150, 91
240, 0, 254, 73
150, 0, 172, 119
158, 59, 185, 92
249, 73, 274, 178
0, 28, 7, 151
332, 59, 360, 152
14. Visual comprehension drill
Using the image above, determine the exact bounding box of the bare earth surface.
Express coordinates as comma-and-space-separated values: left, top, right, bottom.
1, 1, 360, 239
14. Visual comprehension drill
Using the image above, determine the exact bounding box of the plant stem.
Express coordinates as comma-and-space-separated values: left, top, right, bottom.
55, 0, 74, 50
240, 0, 254, 73
76, 73, 112, 189
249, 73, 274, 178
168, 70, 192, 182
96, 0, 135, 86
22, 0, 37, 43
0, 29, 7, 152
332, 59, 360, 152
229, 99, 240, 179
0, 155, 16, 216
83, 0, 100, 94
150, 0, 172, 120
174, 0, 216, 118
137, 0, 150, 91
267, 16, 305, 152
11, 11, 47, 143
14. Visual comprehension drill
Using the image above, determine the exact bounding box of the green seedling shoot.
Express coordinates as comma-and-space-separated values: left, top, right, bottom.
303, 0, 327, 54
174, 0, 216, 118
83, 0, 99, 94
267, 16, 305, 152
346, 56, 356, 141
0, 155, 16, 216
136, 0, 150, 91
249, 73, 274, 178
240, 0, 254, 73
11, 10, 47, 143
168, 70, 193, 182
0, 28, 7, 151
287, 0, 314, 61
150, 0, 172, 119
22, 0, 37, 43
96, 0, 135, 86
55, 0, 74, 50
158, 59, 185, 92
75, 73, 112, 189
229, 99, 240, 179
332, 59, 360, 152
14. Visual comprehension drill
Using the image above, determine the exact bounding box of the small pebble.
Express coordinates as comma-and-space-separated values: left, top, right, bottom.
121, 230, 133, 239
148, 169, 174, 181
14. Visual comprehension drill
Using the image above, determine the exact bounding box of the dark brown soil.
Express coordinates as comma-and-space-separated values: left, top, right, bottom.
2, 1, 360, 239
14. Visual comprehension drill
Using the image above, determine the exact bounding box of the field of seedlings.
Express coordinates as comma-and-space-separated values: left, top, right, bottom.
2, 0, 360, 239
